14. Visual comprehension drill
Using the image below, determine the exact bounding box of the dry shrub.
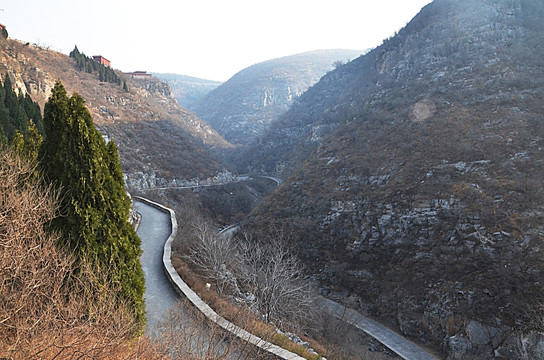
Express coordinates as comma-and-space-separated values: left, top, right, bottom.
0, 149, 162, 359
170, 256, 326, 360
155, 298, 273, 360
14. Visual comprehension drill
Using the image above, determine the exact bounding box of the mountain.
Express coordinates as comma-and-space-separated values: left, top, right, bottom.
190, 49, 362, 145
241, 0, 544, 358
152, 72, 222, 108
0, 37, 233, 189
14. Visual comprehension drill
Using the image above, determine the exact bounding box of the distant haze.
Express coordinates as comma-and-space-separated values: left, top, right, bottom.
1, 0, 432, 81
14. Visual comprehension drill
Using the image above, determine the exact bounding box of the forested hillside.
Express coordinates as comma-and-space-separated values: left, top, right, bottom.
0, 36, 232, 190
242, 0, 544, 358
69, 46, 124, 86
0, 73, 42, 143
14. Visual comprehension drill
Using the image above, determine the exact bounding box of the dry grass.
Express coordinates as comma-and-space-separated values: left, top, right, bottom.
154, 298, 274, 360
0, 149, 163, 359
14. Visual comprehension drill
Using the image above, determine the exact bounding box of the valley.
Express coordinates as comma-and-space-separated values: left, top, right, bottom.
2, 0, 544, 359
190, 49, 362, 146
181, 0, 544, 359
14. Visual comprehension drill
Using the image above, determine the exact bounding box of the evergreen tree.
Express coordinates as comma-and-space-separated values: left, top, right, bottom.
40, 81, 146, 330
23, 121, 42, 163
9, 131, 24, 154
0, 107, 12, 142
0, 123, 6, 144
16, 102, 28, 134
40, 81, 69, 178
0, 78, 4, 103
23, 93, 44, 134
3, 74, 17, 114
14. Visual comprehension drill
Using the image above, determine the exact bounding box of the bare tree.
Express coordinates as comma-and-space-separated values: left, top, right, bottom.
184, 220, 240, 296
154, 299, 271, 360
237, 233, 315, 330
333, 60, 345, 68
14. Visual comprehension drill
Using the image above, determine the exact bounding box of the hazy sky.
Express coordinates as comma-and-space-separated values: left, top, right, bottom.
1, 0, 432, 81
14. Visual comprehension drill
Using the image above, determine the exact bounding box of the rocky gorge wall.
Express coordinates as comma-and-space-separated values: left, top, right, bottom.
243, 0, 544, 358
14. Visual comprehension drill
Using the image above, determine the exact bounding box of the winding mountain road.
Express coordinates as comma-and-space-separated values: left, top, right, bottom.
135, 200, 179, 335
135, 195, 440, 359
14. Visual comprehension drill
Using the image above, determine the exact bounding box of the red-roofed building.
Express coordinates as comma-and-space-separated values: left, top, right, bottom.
92, 55, 111, 67
0, 24, 7, 38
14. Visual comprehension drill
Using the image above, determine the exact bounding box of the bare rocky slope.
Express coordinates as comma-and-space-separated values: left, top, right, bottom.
0, 36, 232, 189
190, 49, 362, 145
241, 0, 544, 359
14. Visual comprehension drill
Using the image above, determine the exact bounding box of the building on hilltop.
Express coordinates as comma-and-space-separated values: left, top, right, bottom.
127, 71, 152, 79
92, 55, 111, 67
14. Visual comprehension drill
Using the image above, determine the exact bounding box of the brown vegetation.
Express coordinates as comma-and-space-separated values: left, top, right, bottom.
0, 149, 160, 359
170, 256, 325, 360
171, 254, 396, 360
0, 36, 230, 184
154, 298, 275, 360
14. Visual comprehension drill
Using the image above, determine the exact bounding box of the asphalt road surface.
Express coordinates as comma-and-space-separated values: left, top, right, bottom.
135, 200, 179, 336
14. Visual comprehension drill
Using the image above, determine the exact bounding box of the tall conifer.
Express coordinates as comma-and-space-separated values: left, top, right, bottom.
40, 81, 146, 330
3, 74, 17, 112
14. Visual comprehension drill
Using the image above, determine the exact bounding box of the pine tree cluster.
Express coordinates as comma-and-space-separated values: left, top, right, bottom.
69, 46, 122, 85
0, 73, 43, 145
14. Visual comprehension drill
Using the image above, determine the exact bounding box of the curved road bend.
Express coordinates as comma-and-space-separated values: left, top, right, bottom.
135, 200, 263, 360
135, 200, 179, 336
318, 297, 440, 360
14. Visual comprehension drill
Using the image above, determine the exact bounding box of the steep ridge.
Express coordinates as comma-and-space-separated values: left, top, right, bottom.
243, 0, 544, 358
237, 0, 544, 178
191, 49, 362, 145
0, 36, 232, 189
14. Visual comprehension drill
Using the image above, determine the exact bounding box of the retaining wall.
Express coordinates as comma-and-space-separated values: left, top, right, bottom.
134, 196, 306, 360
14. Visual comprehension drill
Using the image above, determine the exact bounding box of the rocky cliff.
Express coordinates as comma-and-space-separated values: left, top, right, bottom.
190, 49, 362, 145
242, 0, 544, 358
0, 37, 232, 186
152, 72, 221, 108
